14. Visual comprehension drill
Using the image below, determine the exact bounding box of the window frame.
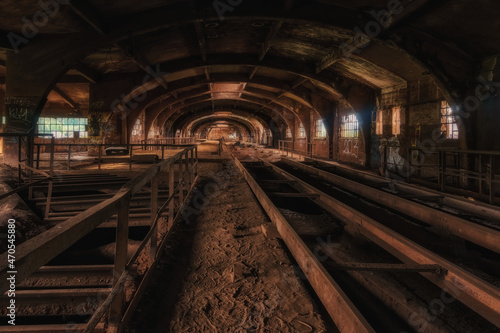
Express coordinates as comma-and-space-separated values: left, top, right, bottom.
315, 119, 326, 138
340, 114, 359, 138
440, 101, 459, 139
392, 107, 401, 135
38, 117, 88, 139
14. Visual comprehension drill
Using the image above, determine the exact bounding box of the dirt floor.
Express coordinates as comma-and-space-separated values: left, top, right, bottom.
129, 146, 333, 332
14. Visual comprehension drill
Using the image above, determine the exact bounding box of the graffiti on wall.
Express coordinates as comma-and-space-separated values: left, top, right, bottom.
342, 138, 359, 158
5, 97, 39, 130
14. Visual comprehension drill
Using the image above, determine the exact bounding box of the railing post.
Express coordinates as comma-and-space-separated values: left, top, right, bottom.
407, 148, 412, 183
36, 144, 40, 170
150, 174, 158, 266
190, 148, 195, 181
195, 146, 198, 176
440, 151, 446, 192
67, 144, 71, 170
98, 144, 102, 171
184, 151, 190, 189
161, 144, 165, 160
479, 154, 483, 195
178, 155, 184, 204
168, 162, 175, 230
489, 154, 495, 204
45, 137, 55, 220
109, 201, 129, 332
129, 144, 133, 170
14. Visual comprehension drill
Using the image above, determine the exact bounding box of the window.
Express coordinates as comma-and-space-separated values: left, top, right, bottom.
392, 107, 401, 135
376, 110, 383, 135
315, 119, 326, 137
298, 123, 306, 138
340, 114, 359, 138
38, 117, 88, 138
286, 128, 292, 138
132, 118, 143, 137
440, 101, 459, 139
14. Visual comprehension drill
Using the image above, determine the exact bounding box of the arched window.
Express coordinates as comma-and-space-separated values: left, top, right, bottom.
340, 114, 359, 138
440, 101, 459, 139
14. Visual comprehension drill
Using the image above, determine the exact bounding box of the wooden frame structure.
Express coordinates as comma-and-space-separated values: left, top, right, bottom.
0, 145, 198, 332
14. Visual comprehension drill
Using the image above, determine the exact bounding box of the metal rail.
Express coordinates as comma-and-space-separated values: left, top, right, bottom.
32, 142, 197, 171
281, 157, 500, 254
222, 145, 376, 332
263, 159, 500, 327
0, 145, 198, 332
305, 157, 500, 223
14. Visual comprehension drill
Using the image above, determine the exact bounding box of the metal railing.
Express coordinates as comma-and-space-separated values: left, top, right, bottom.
32, 142, 195, 171
0, 145, 199, 332
0, 133, 55, 217
408, 148, 500, 204
140, 137, 196, 147
278, 140, 316, 159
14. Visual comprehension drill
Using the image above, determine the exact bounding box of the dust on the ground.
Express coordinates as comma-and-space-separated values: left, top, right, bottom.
130, 158, 331, 332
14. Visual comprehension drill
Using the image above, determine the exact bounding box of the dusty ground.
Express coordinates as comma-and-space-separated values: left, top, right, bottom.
129, 149, 332, 332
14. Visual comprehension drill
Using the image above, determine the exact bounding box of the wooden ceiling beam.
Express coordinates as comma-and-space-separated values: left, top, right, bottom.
316, 0, 438, 73
52, 86, 80, 111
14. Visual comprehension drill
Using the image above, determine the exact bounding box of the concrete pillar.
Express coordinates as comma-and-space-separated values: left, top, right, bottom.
2, 50, 60, 165
475, 56, 500, 151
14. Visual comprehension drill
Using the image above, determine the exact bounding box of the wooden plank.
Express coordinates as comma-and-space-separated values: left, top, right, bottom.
268, 160, 500, 327
282, 157, 500, 254
150, 174, 159, 266
109, 203, 129, 331
267, 192, 319, 198
325, 263, 443, 273
0, 149, 190, 295
234, 158, 375, 333
168, 163, 175, 229
0, 323, 105, 333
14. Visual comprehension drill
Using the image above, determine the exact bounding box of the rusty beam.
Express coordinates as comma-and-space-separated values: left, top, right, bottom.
282, 157, 500, 254
259, 21, 284, 61
325, 262, 444, 273
66, 0, 106, 34
265, 160, 500, 327
71, 63, 101, 84
234, 158, 375, 332
52, 86, 80, 111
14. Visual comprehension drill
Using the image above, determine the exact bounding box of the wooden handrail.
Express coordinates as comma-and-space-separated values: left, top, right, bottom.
0, 146, 196, 294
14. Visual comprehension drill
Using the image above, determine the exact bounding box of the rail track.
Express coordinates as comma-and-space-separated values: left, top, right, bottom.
229, 147, 500, 332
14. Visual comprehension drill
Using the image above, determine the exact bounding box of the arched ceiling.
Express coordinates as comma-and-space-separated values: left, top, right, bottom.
1, 0, 496, 139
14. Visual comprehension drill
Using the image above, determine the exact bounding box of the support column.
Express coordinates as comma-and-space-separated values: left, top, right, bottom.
3, 50, 59, 165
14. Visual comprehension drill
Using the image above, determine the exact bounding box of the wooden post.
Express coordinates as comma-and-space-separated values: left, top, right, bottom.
18, 136, 22, 188
190, 149, 195, 181
441, 151, 446, 192
195, 146, 198, 176
479, 154, 483, 195
129, 144, 133, 170
161, 145, 165, 160
67, 145, 71, 170
185, 151, 190, 188
178, 156, 184, 204
98, 145, 102, 171
489, 154, 495, 204
168, 162, 175, 230
407, 148, 412, 183
109, 202, 129, 331
149, 174, 158, 266
36, 144, 40, 169
45, 138, 55, 220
